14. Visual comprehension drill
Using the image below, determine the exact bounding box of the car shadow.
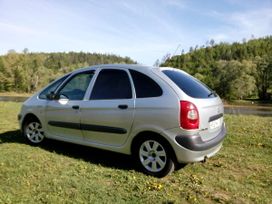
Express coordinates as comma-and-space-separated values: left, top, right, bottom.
0, 130, 136, 171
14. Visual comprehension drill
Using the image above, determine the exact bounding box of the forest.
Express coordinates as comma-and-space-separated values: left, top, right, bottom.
0, 51, 136, 93
0, 36, 272, 101
161, 36, 272, 100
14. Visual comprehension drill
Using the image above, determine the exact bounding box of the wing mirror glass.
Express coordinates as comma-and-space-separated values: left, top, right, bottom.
46, 92, 58, 100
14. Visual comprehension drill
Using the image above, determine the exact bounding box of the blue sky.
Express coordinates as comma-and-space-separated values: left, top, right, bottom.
0, 0, 272, 65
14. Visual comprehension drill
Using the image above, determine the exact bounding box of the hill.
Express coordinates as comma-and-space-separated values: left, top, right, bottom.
0, 51, 136, 93
161, 36, 272, 100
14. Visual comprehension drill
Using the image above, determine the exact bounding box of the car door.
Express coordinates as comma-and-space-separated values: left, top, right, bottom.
45, 71, 95, 142
80, 68, 135, 146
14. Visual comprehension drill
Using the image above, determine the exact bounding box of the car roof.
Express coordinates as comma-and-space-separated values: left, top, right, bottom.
70, 64, 164, 74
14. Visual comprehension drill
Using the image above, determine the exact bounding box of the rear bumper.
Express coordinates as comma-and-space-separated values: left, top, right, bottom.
175, 123, 226, 151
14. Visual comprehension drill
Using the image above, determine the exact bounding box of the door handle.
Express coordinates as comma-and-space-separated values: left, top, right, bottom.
72, 105, 80, 110
118, 104, 128, 109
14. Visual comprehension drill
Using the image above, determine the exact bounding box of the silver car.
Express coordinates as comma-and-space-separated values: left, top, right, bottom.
18, 64, 226, 177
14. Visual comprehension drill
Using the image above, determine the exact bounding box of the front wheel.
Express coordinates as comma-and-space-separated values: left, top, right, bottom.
133, 136, 175, 177
23, 120, 45, 145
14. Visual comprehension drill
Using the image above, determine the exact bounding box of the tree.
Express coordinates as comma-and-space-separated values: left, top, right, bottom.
23, 48, 29, 54
231, 60, 257, 99
212, 60, 256, 100
153, 59, 160, 67
161, 53, 171, 64
161, 36, 272, 100
254, 56, 272, 100
13, 66, 27, 92
209, 39, 215, 47
8, 49, 16, 54
0, 52, 136, 93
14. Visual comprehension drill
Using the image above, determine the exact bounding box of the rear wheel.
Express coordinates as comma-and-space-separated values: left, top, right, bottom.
133, 136, 175, 177
23, 120, 45, 144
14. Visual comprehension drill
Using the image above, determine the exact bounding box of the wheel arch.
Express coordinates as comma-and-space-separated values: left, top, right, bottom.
131, 131, 178, 164
22, 113, 42, 129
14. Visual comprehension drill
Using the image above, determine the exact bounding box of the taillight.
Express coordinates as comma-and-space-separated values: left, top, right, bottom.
180, 101, 199, 130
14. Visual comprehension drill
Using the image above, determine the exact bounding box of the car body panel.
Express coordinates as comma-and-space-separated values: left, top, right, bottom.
45, 99, 83, 141
80, 98, 135, 146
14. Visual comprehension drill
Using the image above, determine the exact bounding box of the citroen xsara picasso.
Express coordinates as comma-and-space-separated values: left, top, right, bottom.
19, 64, 226, 177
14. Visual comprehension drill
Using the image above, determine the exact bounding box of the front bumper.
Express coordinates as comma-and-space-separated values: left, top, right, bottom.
18, 114, 22, 121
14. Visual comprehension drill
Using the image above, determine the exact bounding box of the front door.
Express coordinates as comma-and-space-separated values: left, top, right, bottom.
80, 68, 135, 146
45, 71, 95, 142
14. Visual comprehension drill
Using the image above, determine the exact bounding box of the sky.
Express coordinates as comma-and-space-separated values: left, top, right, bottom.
0, 0, 272, 65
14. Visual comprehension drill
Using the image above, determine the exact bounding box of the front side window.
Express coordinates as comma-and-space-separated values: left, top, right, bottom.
58, 71, 94, 100
90, 69, 132, 100
39, 74, 70, 99
129, 69, 163, 98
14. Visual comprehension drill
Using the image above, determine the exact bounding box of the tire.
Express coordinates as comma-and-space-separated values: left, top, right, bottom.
23, 119, 45, 145
133, 136, 175, 177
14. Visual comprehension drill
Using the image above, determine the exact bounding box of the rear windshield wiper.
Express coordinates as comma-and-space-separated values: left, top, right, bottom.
208, 90, 217, 97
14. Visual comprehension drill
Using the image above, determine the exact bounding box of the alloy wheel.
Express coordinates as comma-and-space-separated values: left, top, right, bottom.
139, 140, 167, 173
25, 121, 44, 144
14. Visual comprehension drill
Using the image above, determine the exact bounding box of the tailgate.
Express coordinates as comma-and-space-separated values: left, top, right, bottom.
195, 97, 224, 141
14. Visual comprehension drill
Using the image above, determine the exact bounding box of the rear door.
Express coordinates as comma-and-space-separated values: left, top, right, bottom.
80, 68, 135, 146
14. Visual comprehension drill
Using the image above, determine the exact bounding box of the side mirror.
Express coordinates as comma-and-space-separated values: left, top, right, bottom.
58, 94, 69, 105
46, 92, 59, 100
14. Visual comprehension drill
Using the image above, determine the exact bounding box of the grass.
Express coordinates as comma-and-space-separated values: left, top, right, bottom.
0, 92, 32, 97
0, 101, 272, 203
224, 99, 272, 107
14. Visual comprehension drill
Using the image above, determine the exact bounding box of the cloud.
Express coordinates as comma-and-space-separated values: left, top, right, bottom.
229, 8, 272, 37
0, 21, 41, 35
161, 0, 187, 9
207, 8, 272, 43
209, 33, 229, 42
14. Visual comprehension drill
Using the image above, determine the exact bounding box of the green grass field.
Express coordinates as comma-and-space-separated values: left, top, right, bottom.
0, 102, 271, 203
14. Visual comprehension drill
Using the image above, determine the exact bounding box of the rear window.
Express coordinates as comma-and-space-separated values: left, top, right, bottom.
129, 69, 163, 98
162, 70, 216, 98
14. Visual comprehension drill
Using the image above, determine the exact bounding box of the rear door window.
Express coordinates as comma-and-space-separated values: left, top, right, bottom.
129, 69, 162, 98
162, 70, 216, 98
90, 69, 132, 100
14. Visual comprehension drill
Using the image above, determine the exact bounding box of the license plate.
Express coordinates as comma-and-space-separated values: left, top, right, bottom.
209, 117, 222, 130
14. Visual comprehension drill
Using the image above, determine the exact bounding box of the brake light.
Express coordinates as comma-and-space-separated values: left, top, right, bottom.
180, 101, 199, 130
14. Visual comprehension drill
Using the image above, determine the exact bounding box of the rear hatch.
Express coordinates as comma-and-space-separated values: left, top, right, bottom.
194, 97, 224, 141
161, 68, 224, 141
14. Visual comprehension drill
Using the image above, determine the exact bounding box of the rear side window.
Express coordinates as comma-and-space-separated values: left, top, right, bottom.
39, 74, 70, 99
90, 69, 132, 100
162, 70, 216, 98
129, 70, 162, 98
